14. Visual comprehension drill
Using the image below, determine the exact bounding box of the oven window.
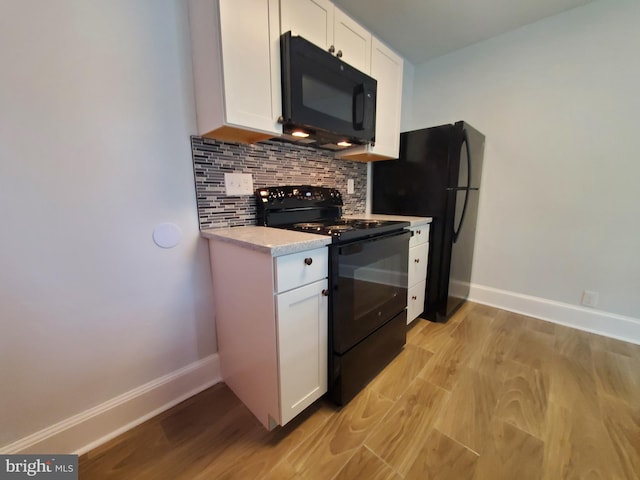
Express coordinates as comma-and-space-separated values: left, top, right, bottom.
331, 231, 409, 354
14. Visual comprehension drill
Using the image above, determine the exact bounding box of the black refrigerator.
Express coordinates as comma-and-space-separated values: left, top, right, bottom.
372, 121, 485, 322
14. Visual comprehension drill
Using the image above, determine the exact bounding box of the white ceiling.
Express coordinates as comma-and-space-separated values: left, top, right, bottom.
332, 0, 596, 64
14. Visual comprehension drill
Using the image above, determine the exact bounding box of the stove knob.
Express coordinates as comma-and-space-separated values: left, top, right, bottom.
304, 258, 313, 265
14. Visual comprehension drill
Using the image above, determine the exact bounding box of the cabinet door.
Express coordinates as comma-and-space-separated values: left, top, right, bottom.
276, 279, 328, 425
369, 36, 403, 158
280, 0, 334, 50
337, 36, 404, 161
333, 7, 371, 73
219, 0, 281, 134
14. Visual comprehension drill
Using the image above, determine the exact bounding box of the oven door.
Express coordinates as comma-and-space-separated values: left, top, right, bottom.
330, 229, 410, 354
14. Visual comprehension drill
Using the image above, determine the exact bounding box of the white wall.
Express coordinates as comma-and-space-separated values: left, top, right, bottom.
408, 0, 640, 339
0, 0, 217, 450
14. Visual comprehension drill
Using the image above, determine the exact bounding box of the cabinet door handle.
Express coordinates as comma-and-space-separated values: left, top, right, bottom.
414, 258, 420, 263
412, 295, 417, 300
328, 45, 335, 54
336, 49, 343, 58
417, 230, 421, 235
304, 257, 313, 266
322, 289, 329, 297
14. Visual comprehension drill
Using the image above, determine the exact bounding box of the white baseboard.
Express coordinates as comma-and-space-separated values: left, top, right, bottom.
470, 284, 640, 345
2, 354, 221, 455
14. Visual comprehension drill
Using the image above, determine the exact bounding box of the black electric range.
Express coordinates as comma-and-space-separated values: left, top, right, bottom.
255, 185, 408, 242
256, 185, 410, 405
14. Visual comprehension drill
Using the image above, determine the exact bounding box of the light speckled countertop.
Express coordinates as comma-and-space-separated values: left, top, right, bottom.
201, 226, 331, 256
344, 214, 432, 226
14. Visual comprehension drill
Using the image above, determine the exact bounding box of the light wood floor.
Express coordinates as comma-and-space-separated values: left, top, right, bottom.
79, 302, 640, 479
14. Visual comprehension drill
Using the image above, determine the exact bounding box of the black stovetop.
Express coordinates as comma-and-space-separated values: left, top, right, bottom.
256, 185, 409, 242
285, 217, 409, 241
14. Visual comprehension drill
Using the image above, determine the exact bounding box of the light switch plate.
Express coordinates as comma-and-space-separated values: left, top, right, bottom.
224, 173, 254, 196
347, 179, 355, 194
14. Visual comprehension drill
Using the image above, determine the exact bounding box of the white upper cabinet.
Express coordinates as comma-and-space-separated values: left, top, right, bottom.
280, 0, 334, 51
338, 36, 404, 161
189, 0, 404, 160
280, 0, 371, 73
188, 0, 282, 143
332, 8, 371, 73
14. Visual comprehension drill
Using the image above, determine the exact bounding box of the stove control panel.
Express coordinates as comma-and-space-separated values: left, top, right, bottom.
256, 186, 343, 205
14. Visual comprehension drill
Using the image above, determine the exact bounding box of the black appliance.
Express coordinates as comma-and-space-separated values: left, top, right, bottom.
280, 32, 377, 150
372, 121, 485, 322
256, 186, 409, 405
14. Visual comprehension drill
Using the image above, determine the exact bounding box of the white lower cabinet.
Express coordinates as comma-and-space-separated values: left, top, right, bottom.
208, 240, 328, 429
407, 223, 430, 324
276, 279, 328, 425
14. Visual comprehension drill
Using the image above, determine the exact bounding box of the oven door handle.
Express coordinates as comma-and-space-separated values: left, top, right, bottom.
339, 243, 364, 256
338, 229, 410, 255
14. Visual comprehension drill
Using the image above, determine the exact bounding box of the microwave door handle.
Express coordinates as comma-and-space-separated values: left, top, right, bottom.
352, 84, 365, 131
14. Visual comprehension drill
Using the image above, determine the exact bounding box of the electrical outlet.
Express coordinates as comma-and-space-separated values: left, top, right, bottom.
224, 173, 254, 196
581, 290, 599, 308
347, 179, 355, 194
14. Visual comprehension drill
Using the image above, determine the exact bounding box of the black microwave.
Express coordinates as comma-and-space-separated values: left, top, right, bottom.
280, 31, 377, 149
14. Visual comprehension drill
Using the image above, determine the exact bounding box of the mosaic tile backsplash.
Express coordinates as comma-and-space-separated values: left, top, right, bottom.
191, 137, 368, 230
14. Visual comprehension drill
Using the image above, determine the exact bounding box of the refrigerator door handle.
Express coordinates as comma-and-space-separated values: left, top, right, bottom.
453, 130, 473, 242
463, 128, 472, 190
453, 188, 469, 243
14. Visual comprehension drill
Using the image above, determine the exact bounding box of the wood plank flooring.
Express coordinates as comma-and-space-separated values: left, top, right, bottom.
79, 302, 640, 479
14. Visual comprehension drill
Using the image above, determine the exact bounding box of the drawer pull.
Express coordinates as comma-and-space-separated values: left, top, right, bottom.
414, 258, 420, 263
322, 289, 329, 297
412, 295, 417, 300
417, 230, 421, 235
304, 257, 313, 266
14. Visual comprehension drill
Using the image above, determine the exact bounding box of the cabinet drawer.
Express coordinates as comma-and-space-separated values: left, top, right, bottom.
407, 280, 426, 324
408, 242, 429, 287
275, 247, 328, 293
409, 224, 429, 248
